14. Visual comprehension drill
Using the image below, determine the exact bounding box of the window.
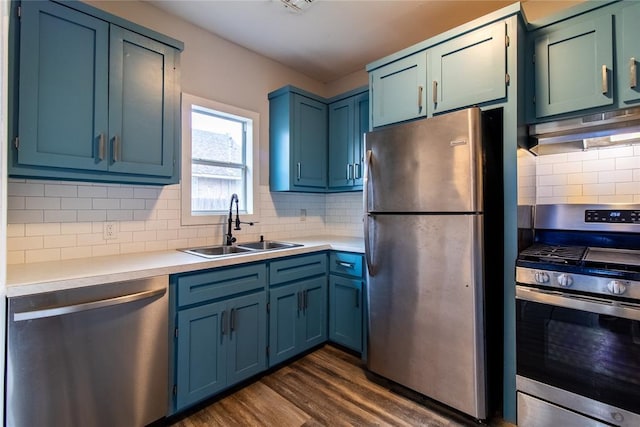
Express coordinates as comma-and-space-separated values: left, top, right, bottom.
181, 93, 259, 225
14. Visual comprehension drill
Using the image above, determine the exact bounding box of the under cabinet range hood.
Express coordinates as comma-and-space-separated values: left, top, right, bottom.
527, 107, 640, 155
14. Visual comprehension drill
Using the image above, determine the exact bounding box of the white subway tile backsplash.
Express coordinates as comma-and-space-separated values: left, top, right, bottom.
44, 210, 78, 223
107, 187, 134, 199
25, 223, 61, 236
134, 188, 160, 199
599, 194, 634, 203
583, 183, 616, 196
7, 224, 25, 237
616, 182, 640, 195
567, 150, 599, 162
615, 156, 640, 170
8, 182, 44, 196
567, 172, 598, 185
45, 184, 78, 197
107, 210, 134, 221
120, 199, 146, 210
599, 146, 635, 159
78, 185, 107, 198
61, 198, 93, 210
43, 235, 77, 249
8, 236, 43, 250
60, 223, 93, 234
583, 158, 616, 172
7, 196, 25, 210
93, 198, 120, 210
26, 197, 61, 210
77, 210, 106, 222
598, 170, 633, 183
26, 248, 61, 264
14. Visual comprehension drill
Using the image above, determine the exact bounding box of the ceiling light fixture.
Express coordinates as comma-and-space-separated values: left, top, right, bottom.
280, 0, 315, 13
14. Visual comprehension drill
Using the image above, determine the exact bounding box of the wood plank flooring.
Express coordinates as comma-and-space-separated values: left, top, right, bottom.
169, 345, 511, 427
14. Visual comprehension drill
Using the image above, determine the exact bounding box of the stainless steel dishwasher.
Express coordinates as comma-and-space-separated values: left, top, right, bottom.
6, 276, 169, 427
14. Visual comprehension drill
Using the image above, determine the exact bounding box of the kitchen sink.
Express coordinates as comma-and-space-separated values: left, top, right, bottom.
180, 245, 253, 258
180, 240, 302, 258
237, 240, 302, 251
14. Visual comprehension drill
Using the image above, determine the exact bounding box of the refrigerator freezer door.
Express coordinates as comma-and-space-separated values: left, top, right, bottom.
364, 107, 482, 213
366, 213, 486, 419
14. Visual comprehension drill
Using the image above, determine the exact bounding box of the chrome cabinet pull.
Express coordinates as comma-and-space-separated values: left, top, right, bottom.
303, 289, 308, 311
432, 80, 438, 105
296, 162, 301, 181
602, 65, 608, 95
346, 163, 352, 180
112, 135, 121, 163
337, 260, 354, 269
98, 133, 105, 161
418, 85, 423, 111
297, 291, 302, 312
631, 57, 637, 89
354, 163, 360, 179
221, 310, 227, 336
13, 288, 166, 322
230, 308, 235, 332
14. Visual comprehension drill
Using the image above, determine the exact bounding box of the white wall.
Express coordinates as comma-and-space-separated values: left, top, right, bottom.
6, 0, 365, 265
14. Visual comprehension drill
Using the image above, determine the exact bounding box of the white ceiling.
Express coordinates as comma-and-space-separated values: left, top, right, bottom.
147, 0, 577, 83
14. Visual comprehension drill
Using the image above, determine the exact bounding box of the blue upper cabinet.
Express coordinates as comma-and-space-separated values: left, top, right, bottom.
10, 0, 182, 185
532, 12, 614, 119
429, 21, 507, 115
617, 1, 640, 105
328, 90, 368, 191
16, 1, 109, 172
370, 51, 427, 127
269, 87, 328, 192
108, 26, 176, 178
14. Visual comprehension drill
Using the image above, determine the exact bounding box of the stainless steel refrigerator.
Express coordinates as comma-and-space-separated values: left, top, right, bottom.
364, 107, 501, 420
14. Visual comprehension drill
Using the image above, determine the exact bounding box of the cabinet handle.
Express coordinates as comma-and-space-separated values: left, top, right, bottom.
303, 289, 308, 311
98, 133, 105, 161
337, 260, 354, 269
221, 310, 227, 336
297, 291, 302, 312
354, 163, 360, 180
432, 80, 438, 105
346, 163, 352, 180
631, 58, 637, 89
296, 162, 301, 181
601, 65, 608, 95
418, 85, 423, 111
229, 308, 235, 332
112, 135, 121, 163
355, 288, 360, 308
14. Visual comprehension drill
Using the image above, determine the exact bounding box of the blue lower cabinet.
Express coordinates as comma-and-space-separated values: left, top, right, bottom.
329, 276, 363, 352
176, 301, 227, 410
226, 293, 267, 385
269, 276, 328, 367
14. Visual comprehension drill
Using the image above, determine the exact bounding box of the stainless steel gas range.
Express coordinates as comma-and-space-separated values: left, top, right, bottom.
515, 204, 640, 427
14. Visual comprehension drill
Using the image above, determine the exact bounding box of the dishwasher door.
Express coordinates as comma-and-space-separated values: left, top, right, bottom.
7, 276, 169, 427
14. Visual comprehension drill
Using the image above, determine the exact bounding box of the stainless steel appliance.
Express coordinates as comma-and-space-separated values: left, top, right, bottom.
7, 276, 169, 427
516, 204, 640, 427
364, 107, 503, 420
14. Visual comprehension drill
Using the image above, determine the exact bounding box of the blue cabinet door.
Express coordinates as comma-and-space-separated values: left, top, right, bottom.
618, 1, 640, 105
353, 92, 369, 188
292, 94, 328, 189
176, 301, 227, 410
370, 51, 427, 127
299, 276, 328, 351
17, 1, 109, 171
329, 275, 363, 352
269, 283, 300, 367
533, 13, 614, 118
108, 26, 176, 177
328, 97, 355, 189
226, 292, 267, 386
429, 21, 507, 114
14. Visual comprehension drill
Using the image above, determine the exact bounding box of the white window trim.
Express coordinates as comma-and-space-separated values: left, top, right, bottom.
181, 93, 259, 226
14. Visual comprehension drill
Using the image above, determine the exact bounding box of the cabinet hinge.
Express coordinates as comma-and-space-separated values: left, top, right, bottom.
17, 5, 21, 18
173, 385, 177, 396
505, 34, 510, 48
505, 73, 510, 85
13, 137, 19, 150
174, 327, 178, 338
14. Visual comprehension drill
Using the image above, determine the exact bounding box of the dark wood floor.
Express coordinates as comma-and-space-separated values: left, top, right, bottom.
170, 345, 512, 427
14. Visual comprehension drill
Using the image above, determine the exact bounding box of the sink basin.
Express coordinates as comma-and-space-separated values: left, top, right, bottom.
237, 240, 302, 251
180, 245, 253, 258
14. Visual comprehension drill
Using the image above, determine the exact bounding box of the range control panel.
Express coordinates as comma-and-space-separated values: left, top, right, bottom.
585, 209, 640, 223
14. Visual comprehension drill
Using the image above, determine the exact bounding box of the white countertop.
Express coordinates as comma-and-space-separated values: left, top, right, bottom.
6, 236, 364, 297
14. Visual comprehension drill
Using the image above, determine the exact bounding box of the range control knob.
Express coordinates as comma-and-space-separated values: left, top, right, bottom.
534, 272, 550, 284
557, 274, 573, 288
607, 280, 627, 295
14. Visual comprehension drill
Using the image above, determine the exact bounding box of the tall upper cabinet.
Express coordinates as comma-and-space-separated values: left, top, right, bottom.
9, 0, 183, 185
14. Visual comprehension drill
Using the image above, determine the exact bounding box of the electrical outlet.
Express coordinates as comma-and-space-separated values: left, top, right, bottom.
300, 209, 307, 221
103, 222, 118, 240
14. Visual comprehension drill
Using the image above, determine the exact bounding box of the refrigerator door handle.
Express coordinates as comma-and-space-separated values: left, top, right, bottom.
364, 149, 375, 275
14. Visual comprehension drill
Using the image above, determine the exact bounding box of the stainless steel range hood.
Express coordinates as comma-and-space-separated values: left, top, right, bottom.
526, 107, 640, 155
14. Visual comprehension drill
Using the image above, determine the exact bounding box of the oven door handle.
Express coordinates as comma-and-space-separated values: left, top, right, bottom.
516, 286, 640, 322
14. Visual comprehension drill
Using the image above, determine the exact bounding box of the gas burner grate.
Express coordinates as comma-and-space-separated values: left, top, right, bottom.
519, 244, 587, 264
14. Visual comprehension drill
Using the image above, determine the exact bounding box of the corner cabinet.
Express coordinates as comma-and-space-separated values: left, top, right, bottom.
328, 90, 369, 191
173, 264, 267, 412
268, 253, 328, 366
531, 12, 614, 118
370, 51, 428, 127
428, 21, 508, 115
618, 1, 640, 105
269, 87, 328, 192
329, 252, 364, 353
10, 0, 182, 185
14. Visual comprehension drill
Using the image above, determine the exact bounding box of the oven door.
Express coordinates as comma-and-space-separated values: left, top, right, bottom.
516, 285, 640, 426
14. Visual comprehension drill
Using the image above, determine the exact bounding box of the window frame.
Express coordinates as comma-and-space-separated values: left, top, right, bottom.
181, 93, 259, 226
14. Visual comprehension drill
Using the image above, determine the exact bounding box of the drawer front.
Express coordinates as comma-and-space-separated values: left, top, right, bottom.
269, 253, 327, 286
177, 264, 266, 307
329, 252, 363, 278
